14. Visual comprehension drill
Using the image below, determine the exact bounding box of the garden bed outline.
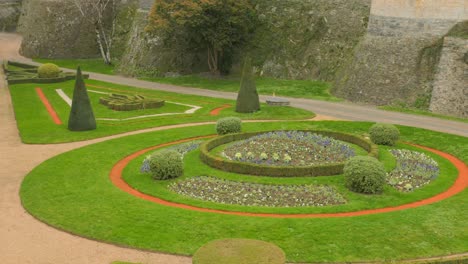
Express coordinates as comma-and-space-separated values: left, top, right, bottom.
110, 137, 468, 218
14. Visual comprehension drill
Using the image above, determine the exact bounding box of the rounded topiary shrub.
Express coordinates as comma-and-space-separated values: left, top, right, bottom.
216, 117, 242, 135
147, 150, 183, 180
344, 156, 386, 194
193, 238, 286, 264
37, 63, 61, 78
369, 123, 400, 146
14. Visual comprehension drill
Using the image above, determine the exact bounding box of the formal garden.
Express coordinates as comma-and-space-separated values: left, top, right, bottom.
1, 56, 465, 263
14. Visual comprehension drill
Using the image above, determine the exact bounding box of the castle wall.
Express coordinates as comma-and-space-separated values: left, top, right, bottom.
334, 0, 467, 117
0, 0, 21, 32
17, 0, 98, 58
429, 37, 468, 118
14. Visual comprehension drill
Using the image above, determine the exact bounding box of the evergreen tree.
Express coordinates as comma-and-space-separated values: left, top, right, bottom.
236, 58, 260, 113
68, 67, 96, 131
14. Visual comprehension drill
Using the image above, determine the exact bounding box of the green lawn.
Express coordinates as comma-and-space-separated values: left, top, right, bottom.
20, 121, 468, 263
9, 79, 314, 143
379, 106, 468, 124
32, 58, 338, 101
143, 75, 339, 101
34, 58, 116, 75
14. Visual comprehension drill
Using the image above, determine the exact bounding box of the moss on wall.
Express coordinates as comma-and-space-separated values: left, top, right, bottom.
0, 1, 21, 32
17, 0, 99, 58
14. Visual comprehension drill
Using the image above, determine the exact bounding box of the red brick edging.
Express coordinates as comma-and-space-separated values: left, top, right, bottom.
110, 137, 468, 218
209, 104, 231, 116
36, 87, 62, 125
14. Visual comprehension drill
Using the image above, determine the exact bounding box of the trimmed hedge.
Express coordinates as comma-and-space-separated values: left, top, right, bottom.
193, 238, 286, 264
5, 60, 89, 84
38, 63, 61, 78
344, 156, 386, 194
147, 150, 184, 180
369, 123, 400, 146
200, 130, 378, 177
216, 117, 242, 135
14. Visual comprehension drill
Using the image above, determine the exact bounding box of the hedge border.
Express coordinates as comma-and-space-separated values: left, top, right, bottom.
200, 130, 379, 177
4, 60, 89, 84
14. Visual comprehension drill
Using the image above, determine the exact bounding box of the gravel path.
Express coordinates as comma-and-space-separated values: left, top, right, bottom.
0, 32, 466, 264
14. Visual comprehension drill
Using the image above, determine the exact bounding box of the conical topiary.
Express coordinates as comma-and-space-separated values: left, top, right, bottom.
236, 57, 260, 113
68, 67, 96, 131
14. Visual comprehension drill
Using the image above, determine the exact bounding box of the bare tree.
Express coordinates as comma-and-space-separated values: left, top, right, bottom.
72, 0, 117, 65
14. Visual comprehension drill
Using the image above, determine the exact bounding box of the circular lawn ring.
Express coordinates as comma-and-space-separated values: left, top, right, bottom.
199, 130, 378, 177
193, 238, 286, 264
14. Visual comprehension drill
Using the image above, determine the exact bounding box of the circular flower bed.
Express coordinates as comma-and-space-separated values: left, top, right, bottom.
223, 131, 356, 166
387, 149, 440, 192
169, 176, 346, 207
200, 130, 378, 177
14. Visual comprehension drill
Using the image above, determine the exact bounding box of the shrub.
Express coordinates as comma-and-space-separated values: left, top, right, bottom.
37, 63, 61, 78
68, 67, 96, 131
344, 156, 386, 194
369, 123, 400, 146
216, 117, 242, 135
236, 57, 260, 113
146, 150, 183, 180
193, 238, 286, 264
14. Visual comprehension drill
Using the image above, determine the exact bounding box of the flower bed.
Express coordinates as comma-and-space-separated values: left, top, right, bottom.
387, 149, 440, 192
223, 131, 356, 166
200, 130, 378, 177
169, 176, 346, 207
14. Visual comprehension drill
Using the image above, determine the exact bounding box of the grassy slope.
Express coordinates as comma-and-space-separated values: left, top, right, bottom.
20, 121, 468, 263
9, 79, 314, 143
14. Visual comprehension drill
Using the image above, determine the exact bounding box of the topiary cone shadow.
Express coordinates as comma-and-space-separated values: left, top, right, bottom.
68, 67, 96, 131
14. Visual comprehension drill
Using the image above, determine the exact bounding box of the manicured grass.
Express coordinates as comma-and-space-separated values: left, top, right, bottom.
33, 58, 116, 75
20, 121, 468, 263
122, 142, 455, 214
8, 79, 314, 143
379, 106, 468, 124
32, 58, 338, 101
143, 75, 340, 101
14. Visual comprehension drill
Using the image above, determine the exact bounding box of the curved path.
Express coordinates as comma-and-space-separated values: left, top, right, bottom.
1, 32, 467, 263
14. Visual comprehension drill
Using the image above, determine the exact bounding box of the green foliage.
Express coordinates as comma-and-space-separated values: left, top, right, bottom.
200, 130, 378, 177
146, 150, 183, 180
193, 239, 286, 264
344, 156, 386, 194
369, 123, 400, 146
146, 0, 258, 73
216, 117, 242, 135
236, 58, 260, 113
99, 93, 165, 111
68, 67, 96, 131
37, 63, 61, 78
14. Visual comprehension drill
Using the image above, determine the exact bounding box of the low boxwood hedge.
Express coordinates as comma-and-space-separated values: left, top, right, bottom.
200, 130, 378, 177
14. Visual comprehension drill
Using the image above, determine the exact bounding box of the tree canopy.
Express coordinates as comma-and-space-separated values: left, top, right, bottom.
146, 0, 258, 74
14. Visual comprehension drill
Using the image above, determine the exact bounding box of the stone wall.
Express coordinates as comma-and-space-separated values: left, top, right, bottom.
429, 37, 468, 118
334, 0, 467, 115
116, 9, 208, 76
0, 0, 21, 32
17, 0, 98, 58
118, 0, 371, 80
